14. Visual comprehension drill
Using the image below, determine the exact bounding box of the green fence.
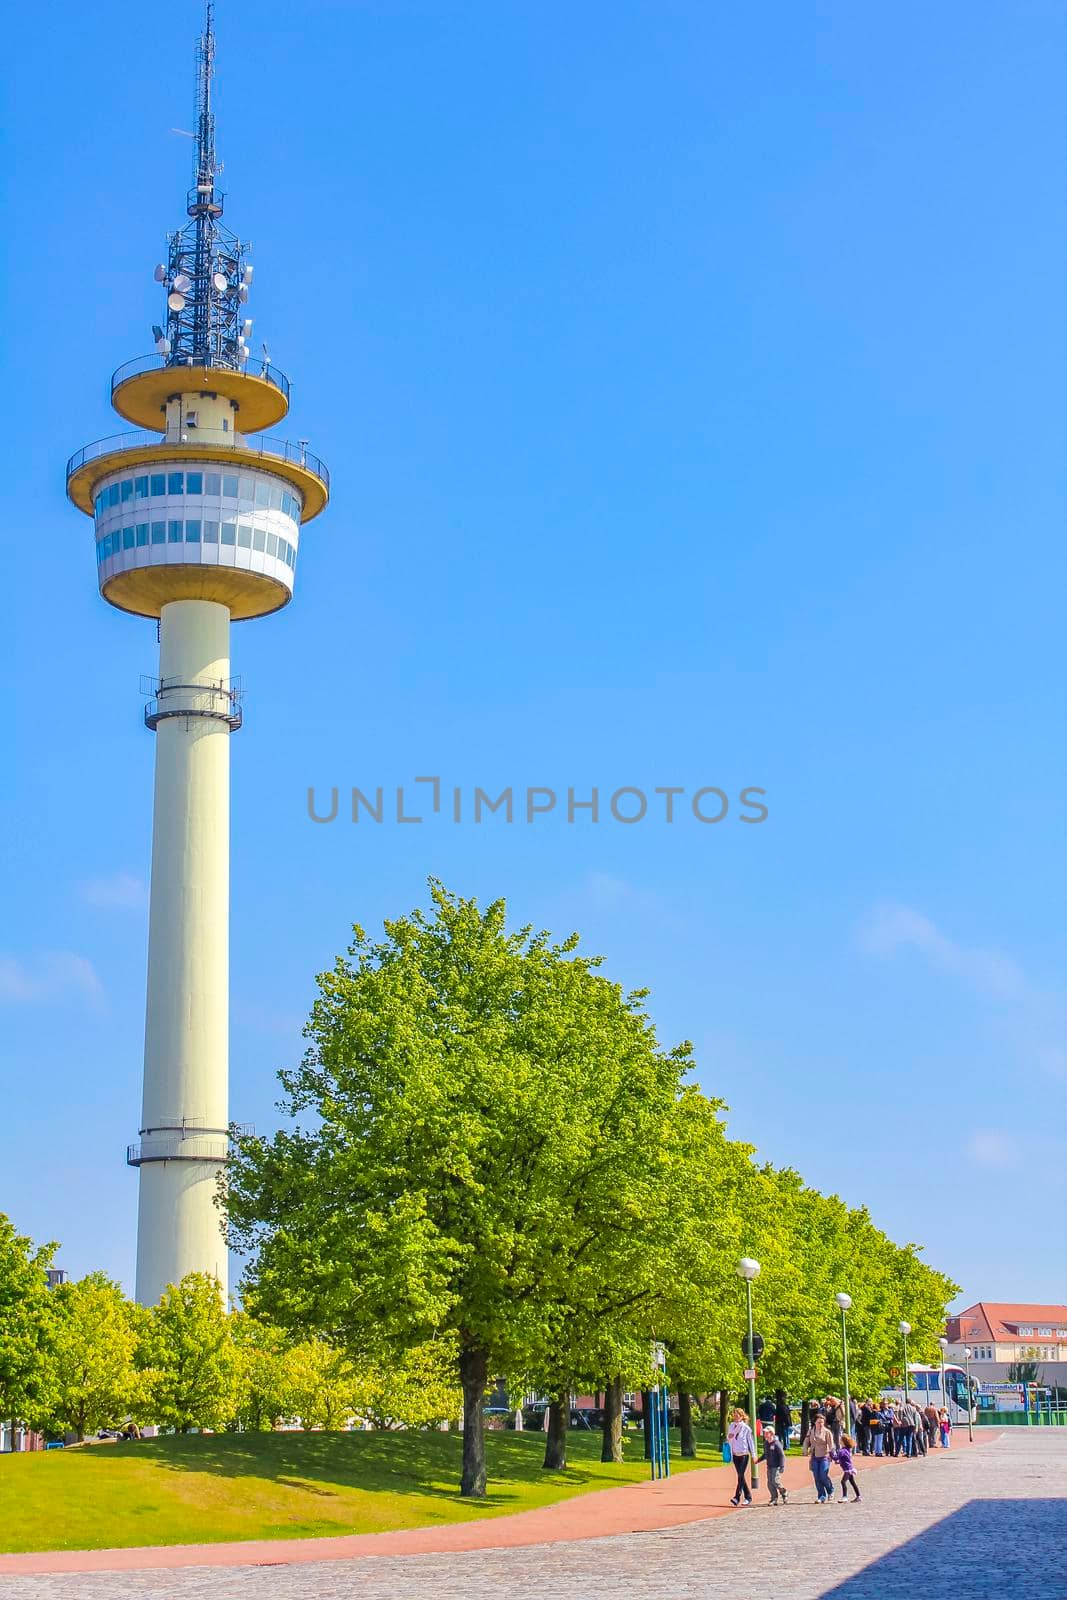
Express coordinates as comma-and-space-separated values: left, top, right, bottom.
975, 1410, 1067, 1427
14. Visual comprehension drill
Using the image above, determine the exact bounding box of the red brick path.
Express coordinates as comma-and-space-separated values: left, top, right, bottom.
0, 1433, 993, 1576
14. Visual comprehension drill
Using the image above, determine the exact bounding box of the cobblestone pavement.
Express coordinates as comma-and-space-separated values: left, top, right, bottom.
3, 1430, 1065, 1600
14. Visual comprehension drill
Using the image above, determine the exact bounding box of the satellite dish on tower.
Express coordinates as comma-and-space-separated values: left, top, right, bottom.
153, 264, 167, 282
173, 273, 192, 293
212, 272, 228, 292
168, 291, 186, 312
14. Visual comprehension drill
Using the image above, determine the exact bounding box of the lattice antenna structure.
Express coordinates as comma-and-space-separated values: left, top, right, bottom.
157, 0, 255, 373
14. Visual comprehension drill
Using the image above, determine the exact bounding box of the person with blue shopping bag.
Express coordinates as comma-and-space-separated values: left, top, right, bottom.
726, 1408, 755, 1505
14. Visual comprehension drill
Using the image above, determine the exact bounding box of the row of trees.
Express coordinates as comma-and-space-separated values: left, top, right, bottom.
3, 885, 958, 1483
224, 883, 959, 1495
0, 1226, 461, 1442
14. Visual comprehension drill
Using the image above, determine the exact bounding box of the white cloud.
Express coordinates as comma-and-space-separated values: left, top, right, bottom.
78, 871, 148, 910
0, 952, 104, 1008
966, 1129, 1021, 1172
859, 902, 1066, 1086
858, 903, 1026, 1001
585, 871, 636, 908
1037, 1045, 1067, 1083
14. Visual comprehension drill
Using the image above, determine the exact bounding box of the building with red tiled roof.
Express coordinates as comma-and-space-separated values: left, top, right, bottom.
944, 1303, 1067, 1384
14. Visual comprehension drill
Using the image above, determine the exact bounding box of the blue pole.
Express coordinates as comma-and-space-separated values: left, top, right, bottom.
661, 1386, 671, 1477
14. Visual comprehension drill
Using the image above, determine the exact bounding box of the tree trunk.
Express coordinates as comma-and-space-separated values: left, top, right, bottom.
800, 1399, 811, 1443
601, 1376, 624, 1463
542, 1394, 568, 1470
642, 1389, 654, 1459
459, 1344, 489, 1497
677, 1389, 697, 1458
718, 1387, 728, 1447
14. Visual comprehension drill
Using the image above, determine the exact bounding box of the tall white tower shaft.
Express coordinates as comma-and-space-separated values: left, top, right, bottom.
136, 599, 231, 1305
66, 0, 329, 1306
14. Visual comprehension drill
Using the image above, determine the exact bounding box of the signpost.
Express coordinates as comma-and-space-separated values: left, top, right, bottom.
649, 1341, 671, 1481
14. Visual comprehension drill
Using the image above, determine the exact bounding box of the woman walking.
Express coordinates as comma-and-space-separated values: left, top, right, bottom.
939, 1408, 952, 1448
867, 1400, 884, 1456
727, 1408, 755, 1506
803, 1411, 836, 1503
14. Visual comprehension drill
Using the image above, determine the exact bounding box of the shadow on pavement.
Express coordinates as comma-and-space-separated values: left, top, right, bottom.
821, 1499, 1067, 1600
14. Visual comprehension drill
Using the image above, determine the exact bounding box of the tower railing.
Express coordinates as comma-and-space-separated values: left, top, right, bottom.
111, 352, 291, 404
66, 429, 329, 492
144, 676, 244, 731
126, 1120, 255, 1167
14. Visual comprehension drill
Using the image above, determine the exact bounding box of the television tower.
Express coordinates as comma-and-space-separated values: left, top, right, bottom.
66, 1, 328, 1305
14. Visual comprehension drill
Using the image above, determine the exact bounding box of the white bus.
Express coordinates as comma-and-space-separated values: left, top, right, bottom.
880, 1362, 978, 1424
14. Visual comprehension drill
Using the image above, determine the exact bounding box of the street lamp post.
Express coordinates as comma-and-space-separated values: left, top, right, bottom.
964, 1346, 974, 1443
835, 1293, 852, 1432
899, 1322, 911, 1409
938, 1336, 948, 1443
738, 1257, 761, 1488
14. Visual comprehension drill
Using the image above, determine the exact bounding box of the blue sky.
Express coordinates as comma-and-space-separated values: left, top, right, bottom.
4, 0, 1065, 1312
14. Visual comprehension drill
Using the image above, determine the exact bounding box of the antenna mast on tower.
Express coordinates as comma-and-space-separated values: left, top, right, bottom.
193, 0, 217, 204
159, 0, 253, 373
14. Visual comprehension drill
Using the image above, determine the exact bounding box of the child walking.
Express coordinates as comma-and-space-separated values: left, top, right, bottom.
761, 1425, 787, 1505
834, 1432, 861, 1501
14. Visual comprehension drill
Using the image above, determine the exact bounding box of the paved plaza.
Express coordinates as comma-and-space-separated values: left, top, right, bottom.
2, 1430, 1064, 1599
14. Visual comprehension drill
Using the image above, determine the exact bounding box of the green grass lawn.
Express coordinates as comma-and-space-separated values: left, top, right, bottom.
0, 1427, 714, 1554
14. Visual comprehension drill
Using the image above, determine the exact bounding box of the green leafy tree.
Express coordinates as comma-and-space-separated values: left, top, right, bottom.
356, 1338, 462, 1429
0, 1215, 57, 1444
138, 1273, 236, 1432
41, 1272, 143, 1441
228, 1312, 293, 1431
226, 882, 695, 1495
283, 1338, 357, 1429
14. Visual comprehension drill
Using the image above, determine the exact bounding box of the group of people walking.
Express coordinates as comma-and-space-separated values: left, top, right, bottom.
725, 1391, 952, 1508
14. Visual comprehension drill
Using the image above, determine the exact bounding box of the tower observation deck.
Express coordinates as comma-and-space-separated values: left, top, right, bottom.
65, 0, 328, 1306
